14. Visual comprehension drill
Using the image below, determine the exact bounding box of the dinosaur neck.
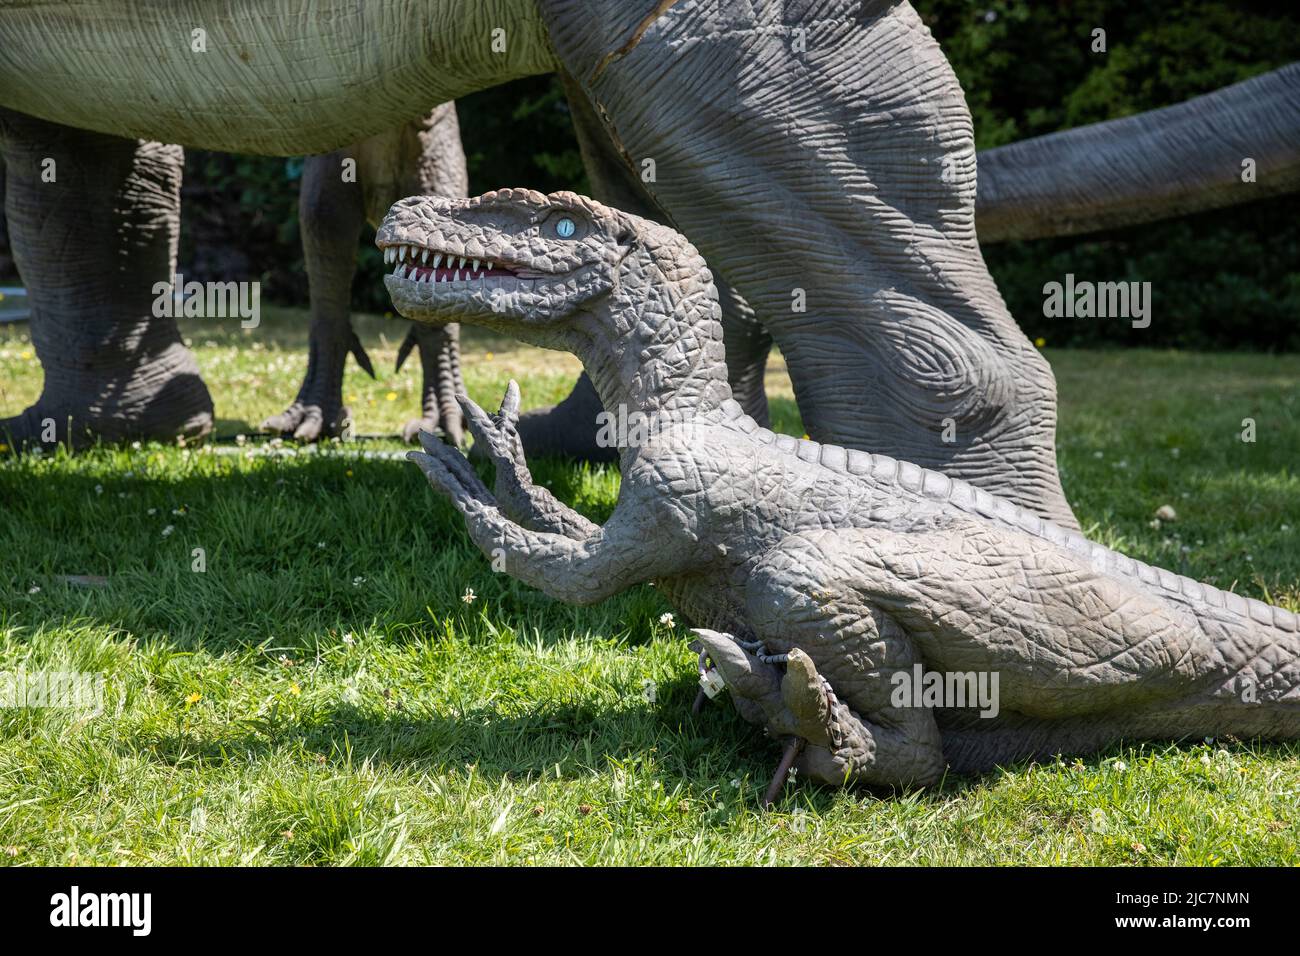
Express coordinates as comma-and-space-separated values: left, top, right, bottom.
574, 244, 735, 423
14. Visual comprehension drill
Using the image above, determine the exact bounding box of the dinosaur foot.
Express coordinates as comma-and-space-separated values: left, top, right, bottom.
692, 628, 854, 801
1, 379, 213, 452
397, 324, 465, 447
262, 320, 374, 442
262, 400, 352, 442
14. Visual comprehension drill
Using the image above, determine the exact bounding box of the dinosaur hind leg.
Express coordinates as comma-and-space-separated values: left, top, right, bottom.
261, 146, 365, 441
692, 531, 951, 793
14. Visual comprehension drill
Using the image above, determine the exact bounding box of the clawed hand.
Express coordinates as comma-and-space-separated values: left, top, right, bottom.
407, 382, 532, 516
458, 380, 531, 484
407, 397, 498, 517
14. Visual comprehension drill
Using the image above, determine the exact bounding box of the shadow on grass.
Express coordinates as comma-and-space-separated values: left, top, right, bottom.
126, 670, 1060, 813
0, 448, 656, 651
134, 673, 773, 781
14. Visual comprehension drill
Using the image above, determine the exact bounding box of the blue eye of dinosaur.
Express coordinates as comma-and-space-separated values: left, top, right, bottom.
555, 217, 575, 238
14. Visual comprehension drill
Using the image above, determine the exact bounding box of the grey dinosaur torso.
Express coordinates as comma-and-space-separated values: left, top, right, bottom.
658, 401, 1291, 632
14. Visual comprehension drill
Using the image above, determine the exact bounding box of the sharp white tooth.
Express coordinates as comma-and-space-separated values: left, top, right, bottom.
472, 259, 480, 273
421, 249, 430, 264
433, 253, 442, 269
383, 248, 392, 264
458, 256, 466, 269
401, 246, 409, 261
487, 261, 495, 270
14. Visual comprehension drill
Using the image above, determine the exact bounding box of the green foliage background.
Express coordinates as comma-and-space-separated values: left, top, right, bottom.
928, 0, 1300, 350
176, 0, 1300, 350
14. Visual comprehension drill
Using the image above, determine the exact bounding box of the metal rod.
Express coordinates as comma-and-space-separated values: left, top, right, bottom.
762, 737, 805, 809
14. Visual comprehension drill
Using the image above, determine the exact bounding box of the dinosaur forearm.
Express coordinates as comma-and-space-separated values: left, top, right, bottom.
493, 459, 599, 539
461, 504, 649, 605
499, 480, 600, 540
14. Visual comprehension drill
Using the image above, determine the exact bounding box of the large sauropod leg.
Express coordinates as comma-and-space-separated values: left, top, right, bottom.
508, 72, 773, 462
263, 103, 469, 443
541, 2, 1077, 528
559, 72, 775, 426
0, 108, 211, 448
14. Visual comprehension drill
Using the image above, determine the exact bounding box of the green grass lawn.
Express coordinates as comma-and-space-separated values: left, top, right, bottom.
1, 307, 1297, 865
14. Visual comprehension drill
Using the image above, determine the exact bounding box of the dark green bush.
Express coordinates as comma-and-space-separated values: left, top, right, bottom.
921, 0, 1300, 350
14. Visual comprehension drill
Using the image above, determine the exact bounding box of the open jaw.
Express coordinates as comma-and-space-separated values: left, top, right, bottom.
379, 241, 527, 285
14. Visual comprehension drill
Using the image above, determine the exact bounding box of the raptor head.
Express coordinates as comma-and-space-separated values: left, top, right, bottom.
376, 188, 635, 344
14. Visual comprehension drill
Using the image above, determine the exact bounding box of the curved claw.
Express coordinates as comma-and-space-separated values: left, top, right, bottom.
455, 382, 520, 437
349, 331, 376, 379
459, 383, 529, 477
394, 327, 418, 373
691, 629, 782, 703
260, 402, 350, 443
415, 428, 494, 503
692, 630, 860, 796
456, 391, 496, 441
408, 445, 491, 517
407, 449, 458, 500
499, 380, 521, 423
781, 649, 833, 748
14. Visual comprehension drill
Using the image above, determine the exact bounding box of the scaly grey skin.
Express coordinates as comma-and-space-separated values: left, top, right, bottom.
975, 63, 1300, 242
384, 189, 1300, 792
4, 3, 1299, 526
